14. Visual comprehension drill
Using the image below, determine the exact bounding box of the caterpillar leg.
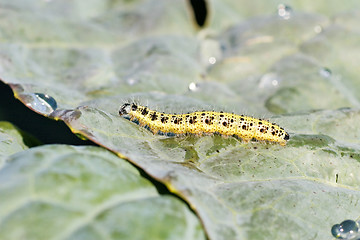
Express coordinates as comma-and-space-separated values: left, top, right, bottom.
150, 127, 159, 134
222, 135, 229, 139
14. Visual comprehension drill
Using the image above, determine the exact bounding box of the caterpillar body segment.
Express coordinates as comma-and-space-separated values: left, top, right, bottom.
119, 103, 290, 145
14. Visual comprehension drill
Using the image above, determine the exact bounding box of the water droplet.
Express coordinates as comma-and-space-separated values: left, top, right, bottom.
199, 37, 222, 67
20, 92, 57, 115
188, 82, 199, 92
314, 25, 322, 33
331, 220, 360, 239
319, 67, 332, 78
277, 4, 292, 20
208, 57, 217, 64
259, 73, 280, 88
126, 78, 138, 86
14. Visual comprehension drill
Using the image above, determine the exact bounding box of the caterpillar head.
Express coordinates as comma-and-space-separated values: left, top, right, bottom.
119, 103, 138, 116
284, 132, 290, 140
119, 103, 131, 116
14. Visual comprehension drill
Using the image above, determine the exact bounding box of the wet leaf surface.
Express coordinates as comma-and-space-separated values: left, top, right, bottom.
1, 1, 360, 239
0, 145, 205, 240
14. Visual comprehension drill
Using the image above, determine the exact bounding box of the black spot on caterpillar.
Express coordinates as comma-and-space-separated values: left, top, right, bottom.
119, 103, 290, 145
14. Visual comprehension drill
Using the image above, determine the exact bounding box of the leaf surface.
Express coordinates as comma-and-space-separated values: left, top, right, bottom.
0, 145, 205, 240
0, 121, 36, 169
0, 1, 360, 239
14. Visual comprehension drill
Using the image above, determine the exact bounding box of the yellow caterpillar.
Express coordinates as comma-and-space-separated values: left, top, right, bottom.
119, 103, 290, 146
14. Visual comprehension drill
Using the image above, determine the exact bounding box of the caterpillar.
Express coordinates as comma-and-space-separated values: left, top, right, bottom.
119, 103, 290, 146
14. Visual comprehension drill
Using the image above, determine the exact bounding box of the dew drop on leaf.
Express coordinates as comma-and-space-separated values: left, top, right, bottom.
188, 82, 199, 92
319, 67, 332, 78
126, 77, 139, 86
314, 25, 323, 33
21, 92, 57, 115
259, 72, 280, 89
277, 4, 292, 20
208, 57, 216, 64
331, 219, 360, 239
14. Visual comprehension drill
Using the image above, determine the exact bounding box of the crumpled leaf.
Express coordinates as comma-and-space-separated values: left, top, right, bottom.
0, 145, 205, 240
0, 1, 360, 240
55, 105, 360, 240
